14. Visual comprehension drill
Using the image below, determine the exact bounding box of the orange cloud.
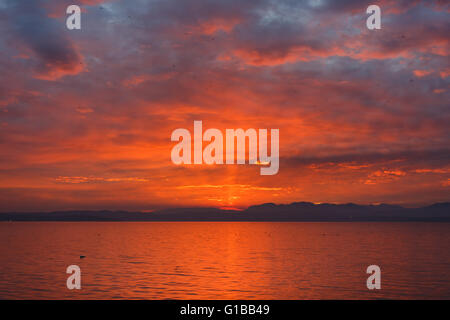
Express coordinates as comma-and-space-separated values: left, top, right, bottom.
413, 70, 433, 77
55, 176, 149, 184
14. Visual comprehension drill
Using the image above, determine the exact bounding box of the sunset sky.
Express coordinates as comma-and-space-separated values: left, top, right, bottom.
0, 0, 449, 212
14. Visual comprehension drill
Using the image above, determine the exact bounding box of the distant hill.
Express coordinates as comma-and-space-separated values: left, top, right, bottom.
1, 202, 449, 221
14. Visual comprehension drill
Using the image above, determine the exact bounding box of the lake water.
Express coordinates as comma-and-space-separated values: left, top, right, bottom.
0, 222, 449, 299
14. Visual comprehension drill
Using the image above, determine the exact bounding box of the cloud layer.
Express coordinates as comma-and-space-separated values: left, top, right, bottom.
0, 0, 449, 211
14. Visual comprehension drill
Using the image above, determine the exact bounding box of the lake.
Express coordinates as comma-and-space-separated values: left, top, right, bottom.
0, 222, 449, 299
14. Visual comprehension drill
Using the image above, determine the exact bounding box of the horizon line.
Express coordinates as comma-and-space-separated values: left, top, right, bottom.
2, 200, 449, 214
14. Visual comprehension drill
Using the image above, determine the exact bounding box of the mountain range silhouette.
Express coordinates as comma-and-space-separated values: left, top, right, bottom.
1, 202, 449, 221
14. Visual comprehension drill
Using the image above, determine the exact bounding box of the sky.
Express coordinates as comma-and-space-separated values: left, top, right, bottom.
0, 0, 449, 212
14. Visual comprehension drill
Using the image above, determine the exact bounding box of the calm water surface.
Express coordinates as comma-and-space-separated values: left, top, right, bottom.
0, 222, 449, 299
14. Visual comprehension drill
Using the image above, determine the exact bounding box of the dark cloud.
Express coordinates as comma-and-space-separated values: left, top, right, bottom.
2, 0, 83, 79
